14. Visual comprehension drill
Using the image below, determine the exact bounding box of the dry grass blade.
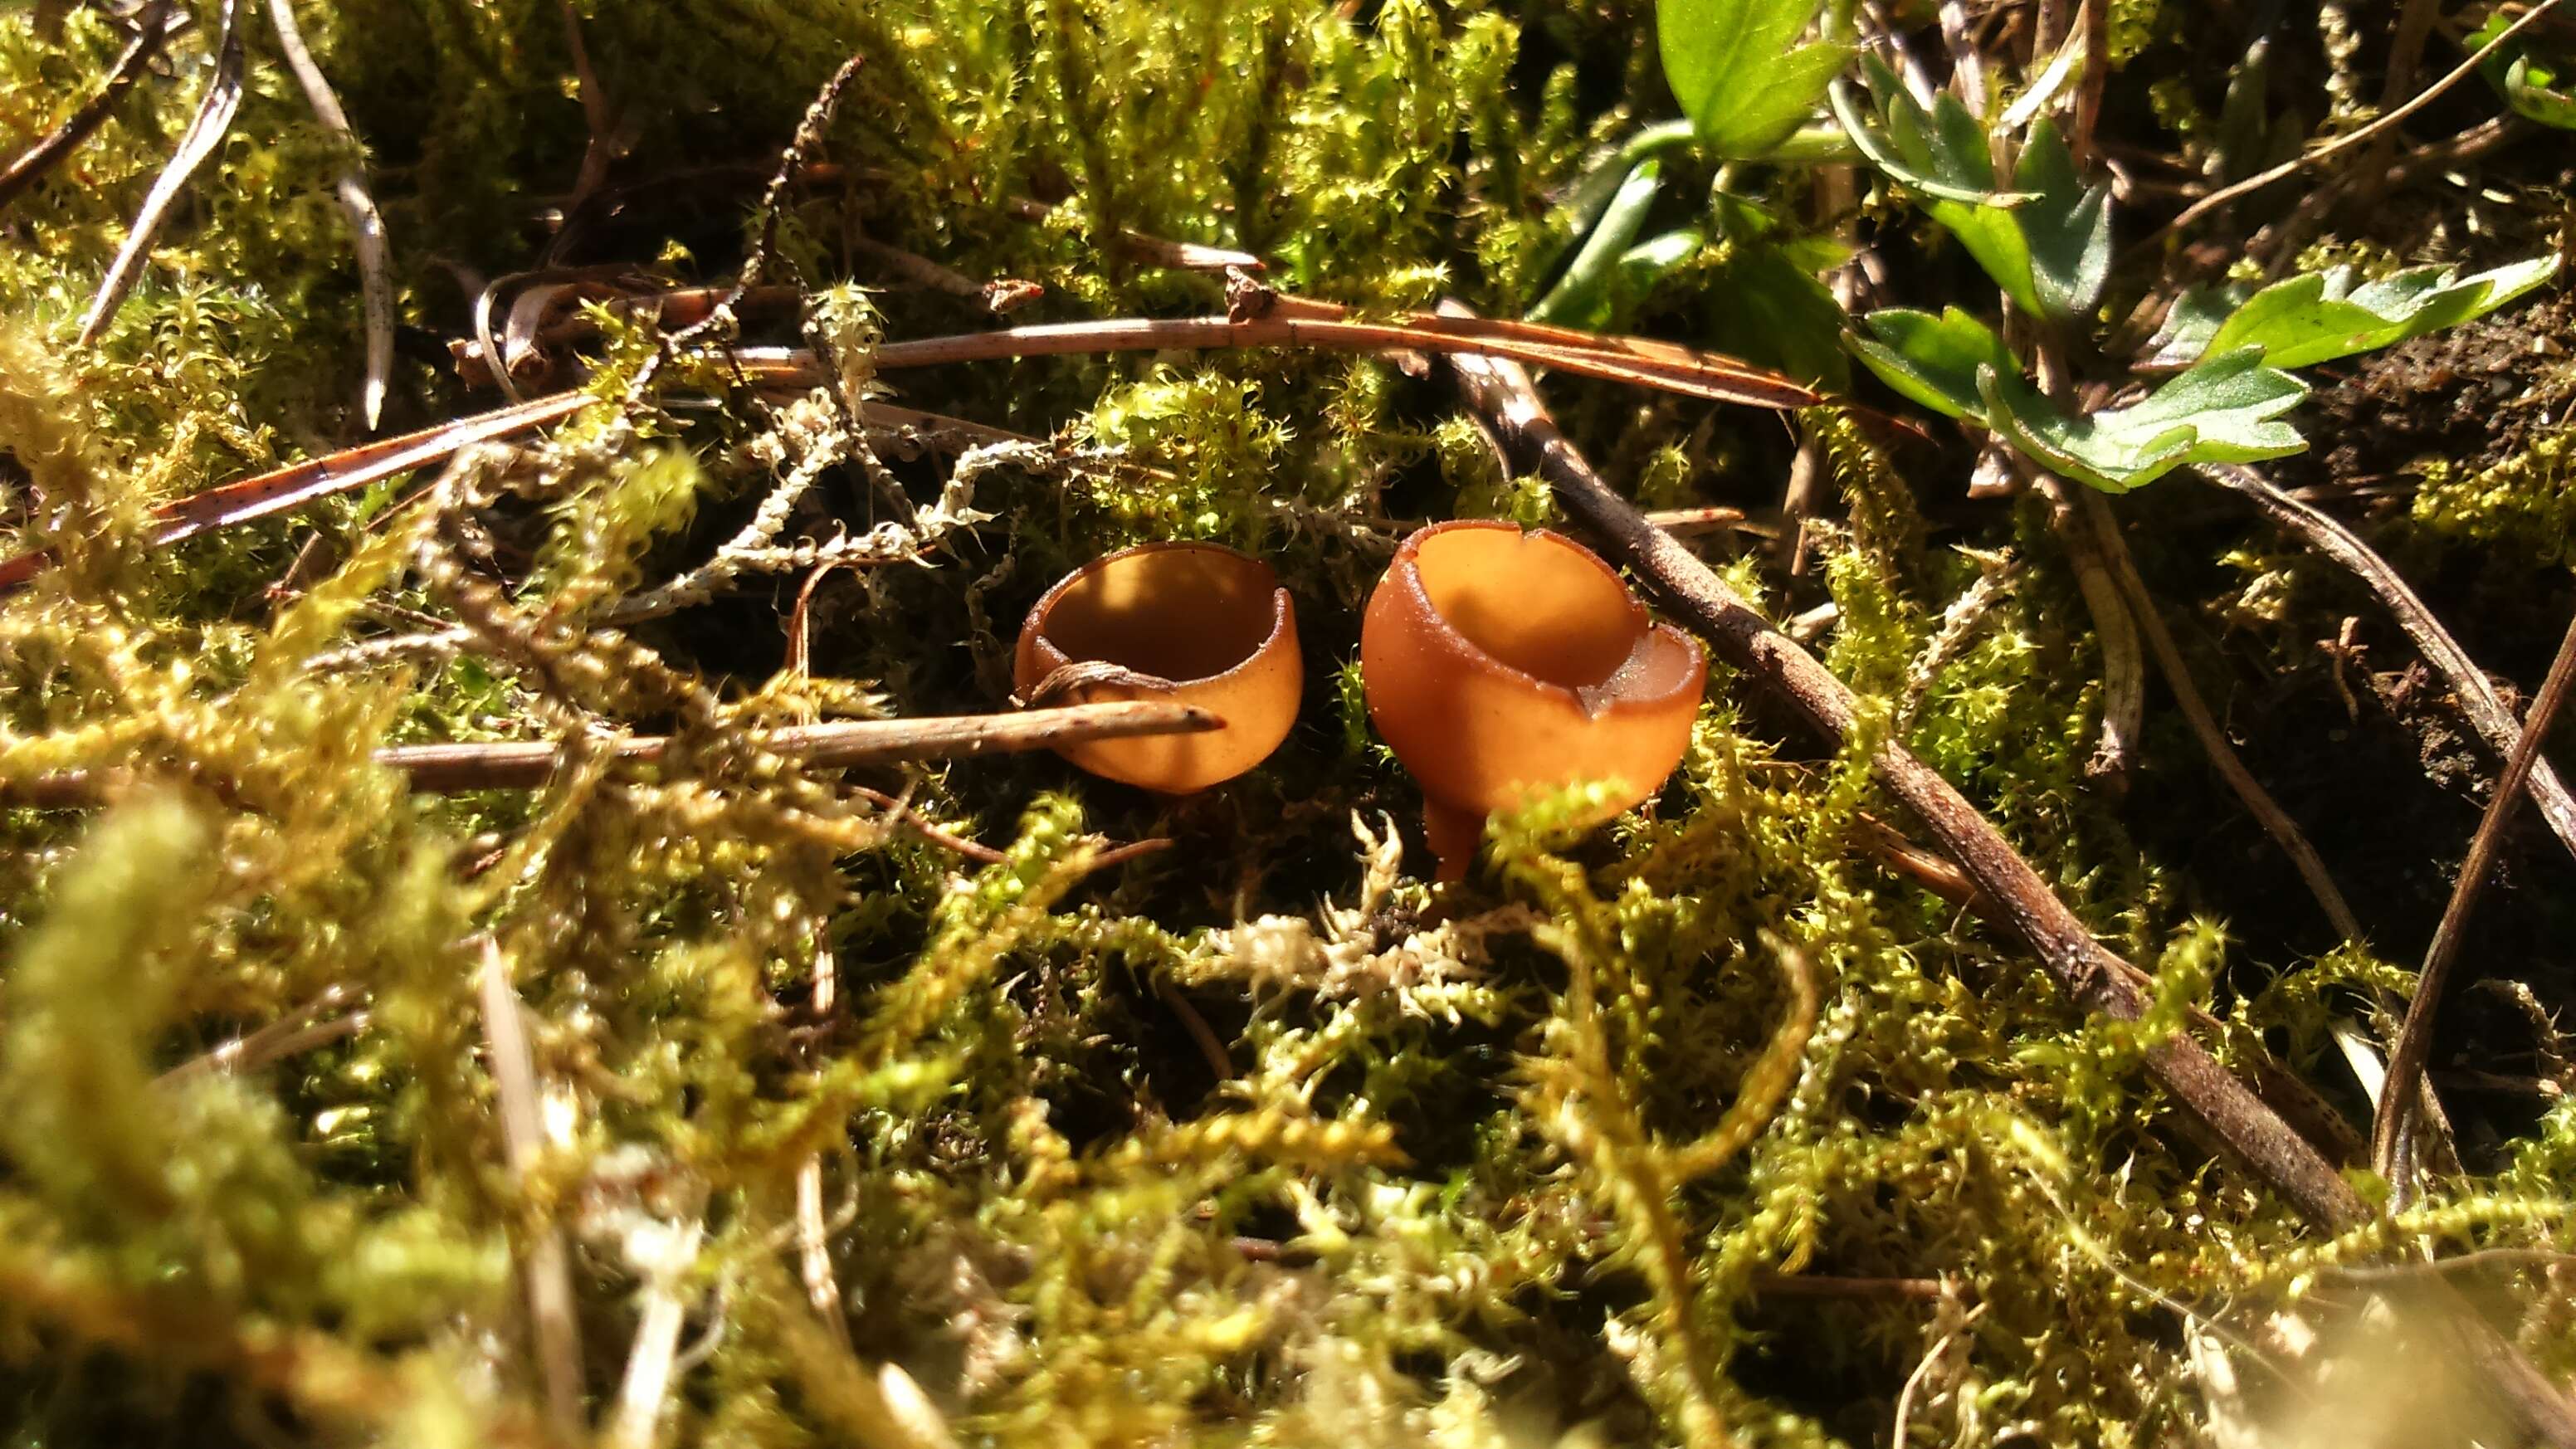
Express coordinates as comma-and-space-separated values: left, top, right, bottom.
476, 939, 586, 1441
2149, 0, 2569, 243
2065, 481, 2367, 944
263, 0, 393, 428
76, 0, 246, 346
1440, 328, 2366, 1227
0, 2, 180, 214
0, 392, 587, 590
372, 702, 1221, 792
2374, 607, 2576, 1204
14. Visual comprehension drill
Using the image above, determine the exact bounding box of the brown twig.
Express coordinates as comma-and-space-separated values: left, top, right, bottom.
476, 939, 586, 1441
2200, 466, 2576, 866
1446, 331, 2576, 1448
77, 0, 246, 345
1440, 319, 2364, 1225
377, 702, 1220, 792
2146, 0, 2570, 246
2374, 607, 2576, 1204
4, 701, 1219, 806
1, 295, 1821, 593
0, 2, 180, 213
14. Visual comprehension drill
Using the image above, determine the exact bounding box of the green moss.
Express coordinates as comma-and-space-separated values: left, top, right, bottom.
2413, 427, 2576, 568
0, 2, 2571, 1446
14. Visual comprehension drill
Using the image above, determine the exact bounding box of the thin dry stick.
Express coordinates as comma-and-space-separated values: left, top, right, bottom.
264, 0, 393, 428
1442, 330, 2364, 1223
0, 298, 1819, 593
477, 939, 586, 1441
606, 1190, 709, 1449
376, 701, 1219, 793
2374, 608, 2576, 1204
2038, 476, 2145, 789
2067, 484, 2368, 944
156, 983, 363, 1085
2201, 463, 2576, 865
2149, 0, 2570, 243
783, 565, 856, 1350
77, 0, 246, 344
1447, 338, 2576, 1447
0, 2, 179, 213
2354, 0, 2447, 211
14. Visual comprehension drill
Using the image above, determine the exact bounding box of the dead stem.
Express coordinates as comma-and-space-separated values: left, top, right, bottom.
2066, 482, 2369, 944
2374, 607, 2576, 1205
0, 2, 180, 213
2201, 463, 2576, 866
1438, 310, 2368, 1228
264, 0, 393, 428
77, 0, 246, 346
2146, 0, 2569, 246
2037, 476, 2145, 792
476, 938, 587, 1441
156, 983, 366, 1086
607, 1187, 710, 1449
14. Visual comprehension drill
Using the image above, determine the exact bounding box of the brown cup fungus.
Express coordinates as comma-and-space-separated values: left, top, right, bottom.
1360, 520, 1706, 877
1013, 541, 1302, 793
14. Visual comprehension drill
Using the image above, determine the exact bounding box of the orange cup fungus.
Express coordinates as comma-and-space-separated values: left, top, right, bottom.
1360, 520, 1706, 876
1013, 541, 1303, 793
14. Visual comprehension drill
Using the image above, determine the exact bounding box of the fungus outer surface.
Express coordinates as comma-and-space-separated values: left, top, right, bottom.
1360, 520, 1706, 870
1014, 541, 1301, 793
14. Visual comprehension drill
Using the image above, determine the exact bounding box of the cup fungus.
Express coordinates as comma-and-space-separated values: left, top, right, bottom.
1013, 541, 1302, 793
1360, 520, 1706, 876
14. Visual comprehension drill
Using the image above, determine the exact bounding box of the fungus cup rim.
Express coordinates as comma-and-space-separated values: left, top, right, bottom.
1022, 539, 1295, 690
1383, 519, 1705, 720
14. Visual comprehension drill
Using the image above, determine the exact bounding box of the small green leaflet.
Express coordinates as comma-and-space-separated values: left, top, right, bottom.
2197, 257, 2561, 370
1658, 0, 1854, 159
2473, 8, 2576, 129
1527, 159, 1665, 326
1830, 61, 2109, 321
1983, 351, 2309, 493
1847, 307, 2019, 421
1850, 310, 2309, 492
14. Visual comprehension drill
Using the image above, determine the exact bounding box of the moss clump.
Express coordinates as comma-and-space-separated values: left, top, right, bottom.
2413, 427, 2576, 569
2, 2, 2574, 1448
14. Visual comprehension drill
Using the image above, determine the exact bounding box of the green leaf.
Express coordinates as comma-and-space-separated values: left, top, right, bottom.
2202, 256, 2560, 369
1526, 159, 1665, 325
1834, 61, 2115, 320
2142, 281, 2253, 370
1706, 241, 1851, 391
2011, 120, 2112, 320
1658, 0, 1854, 158
2473, 10, 2576, 130
1845, 307, 2020, 421
1983, 350, 2309, 493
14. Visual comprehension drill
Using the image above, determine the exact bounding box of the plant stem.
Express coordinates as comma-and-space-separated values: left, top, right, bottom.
1440, 322, 2366, 1228
2374, 607, 2576, 1203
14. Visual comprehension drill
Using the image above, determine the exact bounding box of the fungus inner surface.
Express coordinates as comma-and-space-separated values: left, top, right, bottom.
1413, 527, 1642, 690
1039, 546, 1279, 681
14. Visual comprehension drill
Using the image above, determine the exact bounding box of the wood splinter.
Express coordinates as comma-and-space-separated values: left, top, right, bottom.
6, 699, 1221, 804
